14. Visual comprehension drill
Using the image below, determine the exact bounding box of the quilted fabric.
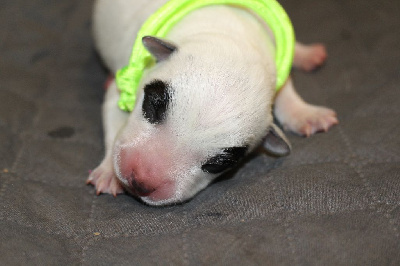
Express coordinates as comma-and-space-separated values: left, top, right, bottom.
0, 0, 399, 265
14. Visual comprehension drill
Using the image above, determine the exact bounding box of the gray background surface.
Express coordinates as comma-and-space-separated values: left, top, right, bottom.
1, 0, 399, 265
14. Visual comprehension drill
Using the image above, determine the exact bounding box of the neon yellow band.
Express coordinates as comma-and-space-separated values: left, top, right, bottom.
116, 0, 295, 112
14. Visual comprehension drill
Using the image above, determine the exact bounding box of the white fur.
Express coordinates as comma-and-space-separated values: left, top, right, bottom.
89, 0, 338, 205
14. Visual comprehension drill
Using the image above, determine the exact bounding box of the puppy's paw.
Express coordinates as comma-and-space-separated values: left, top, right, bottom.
87, 163, 124, 197
281, 104, 338, 137
294, 43, 327, 72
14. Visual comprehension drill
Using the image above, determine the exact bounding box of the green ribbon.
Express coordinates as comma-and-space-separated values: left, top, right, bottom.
116, 0, 295, 112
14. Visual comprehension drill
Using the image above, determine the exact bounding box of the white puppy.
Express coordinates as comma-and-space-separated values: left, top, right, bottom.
88, 0, 338, 205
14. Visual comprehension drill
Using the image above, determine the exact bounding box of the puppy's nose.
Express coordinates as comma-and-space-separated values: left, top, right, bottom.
130, 176, 156, 197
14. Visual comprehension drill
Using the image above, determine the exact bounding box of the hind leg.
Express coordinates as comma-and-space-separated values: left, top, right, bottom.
293, 42, 327, 71
274, 78, 338, 137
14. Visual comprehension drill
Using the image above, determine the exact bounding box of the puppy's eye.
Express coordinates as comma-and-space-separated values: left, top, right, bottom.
142, 80, 170, 124
201, 146, 248, 174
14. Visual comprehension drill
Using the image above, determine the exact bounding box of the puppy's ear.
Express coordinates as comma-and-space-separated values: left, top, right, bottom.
142, 36, 177, 62
263, 124, 291, 157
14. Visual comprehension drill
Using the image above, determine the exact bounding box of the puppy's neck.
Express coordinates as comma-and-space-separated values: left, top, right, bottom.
166, 6, 276, 65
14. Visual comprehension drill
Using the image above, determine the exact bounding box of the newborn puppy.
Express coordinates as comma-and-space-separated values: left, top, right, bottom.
88, 0, 338, 205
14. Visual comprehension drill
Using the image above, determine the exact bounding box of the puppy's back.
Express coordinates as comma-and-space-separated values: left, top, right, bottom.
93, 0, 168, 72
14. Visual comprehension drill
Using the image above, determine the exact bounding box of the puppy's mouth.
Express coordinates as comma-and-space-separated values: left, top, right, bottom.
130, 173, 156, 197
120, 171, 176, 204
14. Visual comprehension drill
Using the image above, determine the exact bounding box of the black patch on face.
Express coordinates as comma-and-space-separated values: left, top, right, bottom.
201, 146, 248, 174
142, 80, 171, 124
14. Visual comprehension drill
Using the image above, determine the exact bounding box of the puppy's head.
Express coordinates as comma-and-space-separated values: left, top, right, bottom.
114, 36, 290, 205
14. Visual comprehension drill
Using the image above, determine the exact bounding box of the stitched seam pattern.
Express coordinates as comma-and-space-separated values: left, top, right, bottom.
338, 127, 399, 238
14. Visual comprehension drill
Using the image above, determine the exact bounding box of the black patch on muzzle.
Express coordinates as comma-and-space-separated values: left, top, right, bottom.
201, 146, 248, 174
142, 80, 171, 124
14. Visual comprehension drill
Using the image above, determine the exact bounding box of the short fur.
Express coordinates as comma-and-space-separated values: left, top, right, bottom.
88, 0, 338, 205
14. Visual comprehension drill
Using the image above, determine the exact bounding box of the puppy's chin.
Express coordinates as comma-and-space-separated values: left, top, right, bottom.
125, 179, 211, 206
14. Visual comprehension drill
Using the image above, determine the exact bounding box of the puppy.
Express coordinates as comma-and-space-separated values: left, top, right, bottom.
88, 0, 338, 205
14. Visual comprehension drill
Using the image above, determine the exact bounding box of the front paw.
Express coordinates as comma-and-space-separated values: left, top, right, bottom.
281, 104, 338, 137
87, 163, 124, 197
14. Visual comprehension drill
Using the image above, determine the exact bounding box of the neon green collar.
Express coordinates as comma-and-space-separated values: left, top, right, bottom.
116, 0, 295, 112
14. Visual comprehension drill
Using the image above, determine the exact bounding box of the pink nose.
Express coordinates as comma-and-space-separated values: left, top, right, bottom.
124, 169, 174, 201
129, 172, 156, 197
119, 148, 175, 201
